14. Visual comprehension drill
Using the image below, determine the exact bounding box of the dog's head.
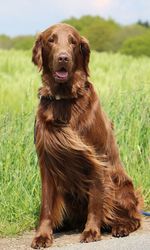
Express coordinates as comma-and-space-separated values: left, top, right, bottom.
32, 23, 90, 84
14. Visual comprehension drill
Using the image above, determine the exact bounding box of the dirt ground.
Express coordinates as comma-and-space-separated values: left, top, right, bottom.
0, 217, 150, 250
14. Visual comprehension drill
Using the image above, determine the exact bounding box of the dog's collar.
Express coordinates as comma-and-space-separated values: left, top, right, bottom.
38, 82, 90, 102
38, 94, 76, 102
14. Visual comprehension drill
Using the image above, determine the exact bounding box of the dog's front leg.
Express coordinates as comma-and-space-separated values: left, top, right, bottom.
31, 164, 54, 249
80, 182, 103, 243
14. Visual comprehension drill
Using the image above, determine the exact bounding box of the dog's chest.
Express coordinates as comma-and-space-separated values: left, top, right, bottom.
40, 100, 75, 126
38, 96, 89, 132
52, 100, 72, 125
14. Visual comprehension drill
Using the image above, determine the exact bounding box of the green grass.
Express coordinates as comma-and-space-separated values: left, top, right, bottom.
0, 49, 150, 236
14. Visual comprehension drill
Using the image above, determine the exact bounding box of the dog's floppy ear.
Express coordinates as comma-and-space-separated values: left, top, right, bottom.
80, 36, 90, 76
32, 34, 43, 71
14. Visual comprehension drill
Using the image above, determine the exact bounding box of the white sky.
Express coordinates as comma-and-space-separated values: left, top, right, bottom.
0, 0, 150, 36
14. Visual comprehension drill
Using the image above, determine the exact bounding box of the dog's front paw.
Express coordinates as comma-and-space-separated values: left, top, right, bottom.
31, 234, 53, 249
80, 228, 101, 243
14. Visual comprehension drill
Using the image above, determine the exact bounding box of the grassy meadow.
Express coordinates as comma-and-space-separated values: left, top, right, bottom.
0, 49, 150, 236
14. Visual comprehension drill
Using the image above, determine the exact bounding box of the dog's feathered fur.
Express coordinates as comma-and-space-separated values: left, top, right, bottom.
31, 23, 142, 248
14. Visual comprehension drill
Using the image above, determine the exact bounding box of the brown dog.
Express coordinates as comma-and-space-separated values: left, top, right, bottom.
31, 23, 142, 248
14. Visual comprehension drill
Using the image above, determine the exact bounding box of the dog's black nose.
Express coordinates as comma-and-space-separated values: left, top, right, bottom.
58, 53, 69, 63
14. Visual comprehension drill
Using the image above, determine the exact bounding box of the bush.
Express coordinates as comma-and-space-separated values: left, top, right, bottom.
0, 35, 35, 50
82, 19, 119, 52
112, 25, 147, 52
12, 36, 35, 50
120, 31, 150, 57
0, 35, 12, 49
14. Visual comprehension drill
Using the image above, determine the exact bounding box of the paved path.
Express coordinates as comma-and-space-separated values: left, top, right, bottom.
0, 218, 150, 250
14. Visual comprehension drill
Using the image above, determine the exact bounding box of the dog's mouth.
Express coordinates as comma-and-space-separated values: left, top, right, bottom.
53, 67, 69, 82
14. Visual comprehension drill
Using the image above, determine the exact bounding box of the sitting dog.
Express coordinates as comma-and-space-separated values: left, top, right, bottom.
31, 23, 142, 248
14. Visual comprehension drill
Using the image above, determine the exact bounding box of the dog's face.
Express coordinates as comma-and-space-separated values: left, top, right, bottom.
32, 23, 90, 83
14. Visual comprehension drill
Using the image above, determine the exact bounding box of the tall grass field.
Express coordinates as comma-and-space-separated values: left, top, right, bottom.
0, 49, 149, 236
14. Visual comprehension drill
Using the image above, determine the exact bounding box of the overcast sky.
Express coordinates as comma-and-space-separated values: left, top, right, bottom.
1, 0, 150, 36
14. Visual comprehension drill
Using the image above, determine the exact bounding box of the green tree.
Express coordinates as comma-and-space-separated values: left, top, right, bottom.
120, 31, 150, 57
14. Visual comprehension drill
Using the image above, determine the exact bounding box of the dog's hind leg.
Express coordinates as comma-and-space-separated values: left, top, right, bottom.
111, 168, 142, 237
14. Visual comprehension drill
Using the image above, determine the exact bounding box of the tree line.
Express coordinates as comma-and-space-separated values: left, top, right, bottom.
1, 15, 150, 57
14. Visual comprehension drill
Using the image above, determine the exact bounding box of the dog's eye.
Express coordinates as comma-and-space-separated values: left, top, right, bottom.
71, 39, 76, 45
69, 37, 77, 45
48, 37, 54, 43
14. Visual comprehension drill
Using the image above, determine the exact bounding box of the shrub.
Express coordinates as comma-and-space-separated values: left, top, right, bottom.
12, 36, 35, 50
120, 31, 150, 57
112, 25, 147, 52
0, 35, 12, 49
